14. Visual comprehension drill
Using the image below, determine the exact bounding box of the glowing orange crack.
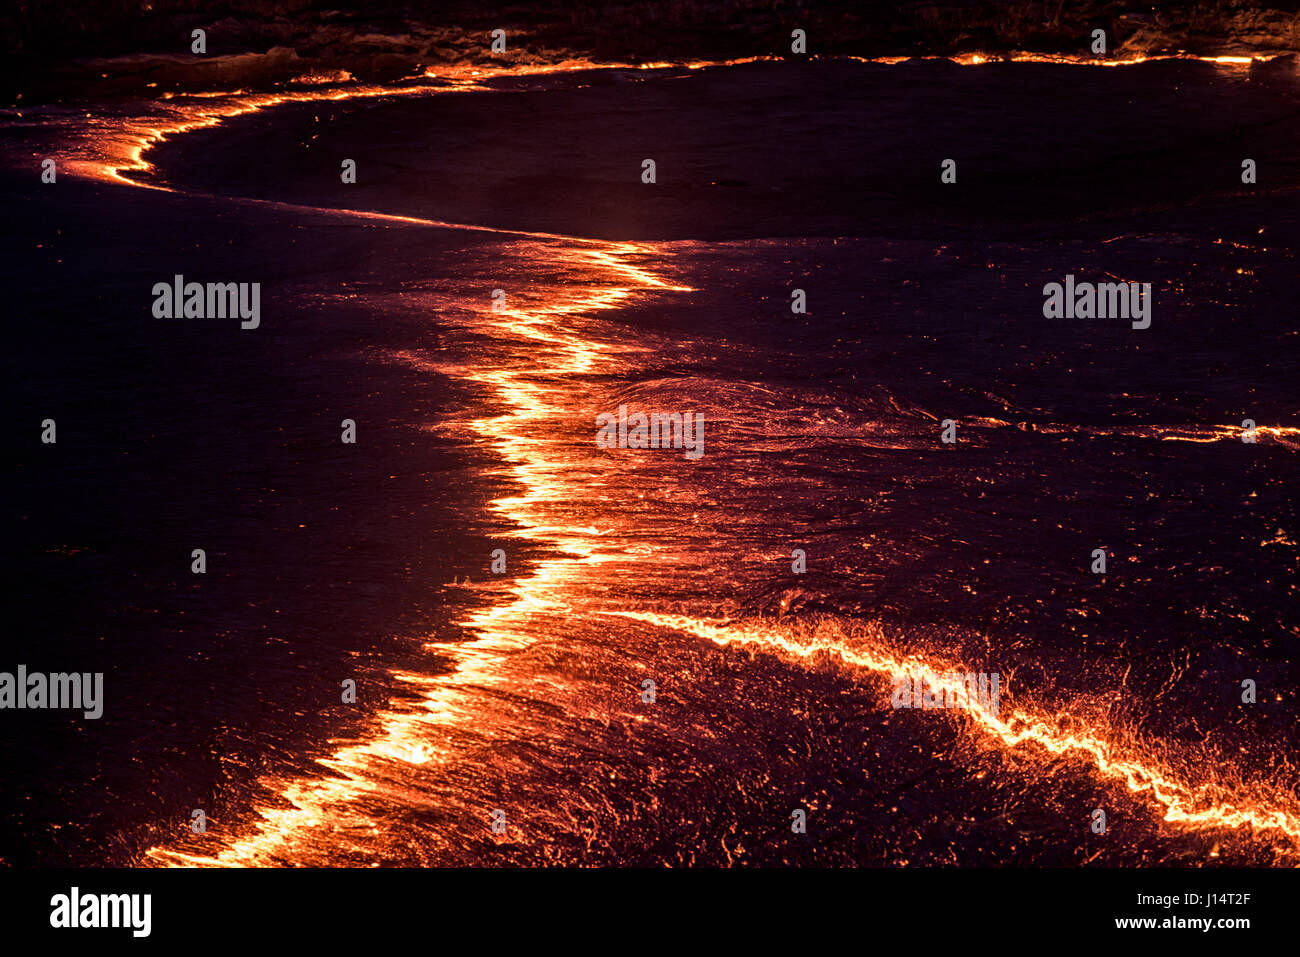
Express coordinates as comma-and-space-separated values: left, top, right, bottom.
146, 237, 690, 865
612, 610, 1300, 849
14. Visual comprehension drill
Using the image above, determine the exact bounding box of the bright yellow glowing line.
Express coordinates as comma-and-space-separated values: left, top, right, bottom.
612, 611, 1300, 849
145, 229, 692, 865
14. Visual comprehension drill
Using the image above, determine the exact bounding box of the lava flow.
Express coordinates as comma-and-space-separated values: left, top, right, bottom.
613, 611, 1300, 853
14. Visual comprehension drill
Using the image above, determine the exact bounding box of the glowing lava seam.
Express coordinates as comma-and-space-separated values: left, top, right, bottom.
145, 237, 690, 866
611, 611, 1300, 851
